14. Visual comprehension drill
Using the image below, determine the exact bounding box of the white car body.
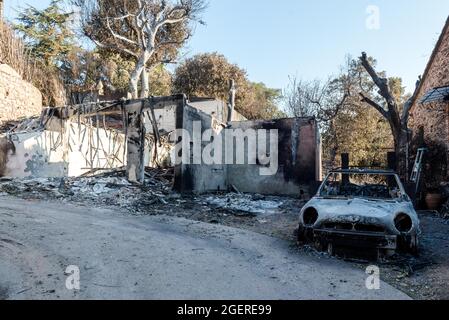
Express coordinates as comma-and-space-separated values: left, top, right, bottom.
298, 169, 421, 255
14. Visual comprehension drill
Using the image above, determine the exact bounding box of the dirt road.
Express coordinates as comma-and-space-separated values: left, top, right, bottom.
0, 196, 409, 300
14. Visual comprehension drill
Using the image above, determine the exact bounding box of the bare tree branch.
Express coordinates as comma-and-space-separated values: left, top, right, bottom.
359, 92, 390, 120
106, 16, 138, 46
76, 0, 206, 98
359, 51, 412, 178
360, 52, 396, 107
401, 76, 421, 127
284, 75, 349, 123
158, 32, 191, 47
91, 38, 139, 58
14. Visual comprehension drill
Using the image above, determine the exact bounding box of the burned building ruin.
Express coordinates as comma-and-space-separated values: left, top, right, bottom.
0, 94, 322, 197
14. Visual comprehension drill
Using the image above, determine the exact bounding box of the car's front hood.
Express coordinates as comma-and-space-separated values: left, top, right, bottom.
302, 197, 419, 234
307, 197, 413, 218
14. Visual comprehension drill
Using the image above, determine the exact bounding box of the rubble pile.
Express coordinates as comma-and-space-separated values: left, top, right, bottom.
203, 193, 284, 216
0, 169, 303, 243
0, 167, 175, 212
439, 201, 449, 219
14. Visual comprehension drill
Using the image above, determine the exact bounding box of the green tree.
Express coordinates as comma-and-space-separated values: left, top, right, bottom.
173, 53, 248, 102
322, 101, 393, 169
14, 0, 74, 67
61, 48, 135, 91
244, 82, 285, 120
149, 64, 172, 96
173, 53, 282, 120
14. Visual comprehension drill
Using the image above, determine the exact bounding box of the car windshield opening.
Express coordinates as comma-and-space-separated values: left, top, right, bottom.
320, 173, 403, 200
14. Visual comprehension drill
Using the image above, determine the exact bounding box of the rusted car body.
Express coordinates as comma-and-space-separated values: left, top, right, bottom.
298, 169, 420, 257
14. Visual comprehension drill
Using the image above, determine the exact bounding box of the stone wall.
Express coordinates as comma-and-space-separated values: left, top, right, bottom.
410, 18, 449, 144
0, 63, 43, 122
409, 18, 449, 181
188, 98, 247, 123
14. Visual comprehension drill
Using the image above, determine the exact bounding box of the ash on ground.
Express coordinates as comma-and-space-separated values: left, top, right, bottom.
3, 170, 449, 300
0, 169, 304, 241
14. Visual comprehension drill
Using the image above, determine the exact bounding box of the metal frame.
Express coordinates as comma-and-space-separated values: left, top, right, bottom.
318, 169, 409, 201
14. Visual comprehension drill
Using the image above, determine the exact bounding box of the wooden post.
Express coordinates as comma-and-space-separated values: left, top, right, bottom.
387, 152, 397, 172
0, 1, 4, 20
341, 153, 350, 185
126, 104, 146, 184
387, 151, 398, 189
227, 79, 236, 123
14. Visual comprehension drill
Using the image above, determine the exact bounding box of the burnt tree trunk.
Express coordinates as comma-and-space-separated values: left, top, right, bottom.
359, 52, 418, 180
392, 127, 410, 178
126, 104, 146, 184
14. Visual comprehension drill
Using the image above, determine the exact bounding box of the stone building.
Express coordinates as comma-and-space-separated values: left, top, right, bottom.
409, 16, 449, 183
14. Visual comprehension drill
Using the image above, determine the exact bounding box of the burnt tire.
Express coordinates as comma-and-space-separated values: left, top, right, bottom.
297, 225, 307, 245
410, 236, 420, 256
297, 225, 315, 246
398, 235, 420, 256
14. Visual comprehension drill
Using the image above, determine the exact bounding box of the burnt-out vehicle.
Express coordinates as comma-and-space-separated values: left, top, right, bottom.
298, 169, 420, 257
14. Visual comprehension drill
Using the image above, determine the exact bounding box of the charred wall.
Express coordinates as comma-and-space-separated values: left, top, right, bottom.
226, 118, 320, 197
174, 104, 322, 196
174, 104, 228, 193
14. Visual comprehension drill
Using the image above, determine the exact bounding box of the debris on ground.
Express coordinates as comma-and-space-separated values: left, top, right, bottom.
203, 193, 284, 216
0, 168, 174, 212
4, 171, 449, 300
438, 199, 449, 219
0, 170, 304, 241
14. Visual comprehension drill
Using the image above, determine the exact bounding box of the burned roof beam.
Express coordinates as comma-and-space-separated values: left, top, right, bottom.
45, 95, 186, 120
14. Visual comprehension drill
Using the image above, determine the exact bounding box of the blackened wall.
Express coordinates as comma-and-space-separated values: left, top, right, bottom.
174, 103, 322, 197
226, 118, 321, 197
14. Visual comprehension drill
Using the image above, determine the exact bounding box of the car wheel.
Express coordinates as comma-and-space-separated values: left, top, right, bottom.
410, 236, 420, 256
314, 239, 325, 252
297, 225, 307, 245
398, 235, 419, 256
327, 243, 334, 256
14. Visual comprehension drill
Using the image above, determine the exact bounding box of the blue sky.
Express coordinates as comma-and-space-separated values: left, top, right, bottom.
4, 0, 449, 94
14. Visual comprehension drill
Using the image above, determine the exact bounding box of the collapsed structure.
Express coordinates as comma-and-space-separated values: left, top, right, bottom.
0, 94, 322, 197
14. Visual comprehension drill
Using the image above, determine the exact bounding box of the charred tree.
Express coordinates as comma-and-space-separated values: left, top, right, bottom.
359, 52, 419, 179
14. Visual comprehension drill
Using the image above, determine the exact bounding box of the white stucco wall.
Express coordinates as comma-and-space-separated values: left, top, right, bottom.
5, 131, 66, 178
4, 124, 128, 178
66, 122, 127, 177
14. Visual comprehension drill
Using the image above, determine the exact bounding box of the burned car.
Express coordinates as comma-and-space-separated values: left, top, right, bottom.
298, 169, 420, 257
